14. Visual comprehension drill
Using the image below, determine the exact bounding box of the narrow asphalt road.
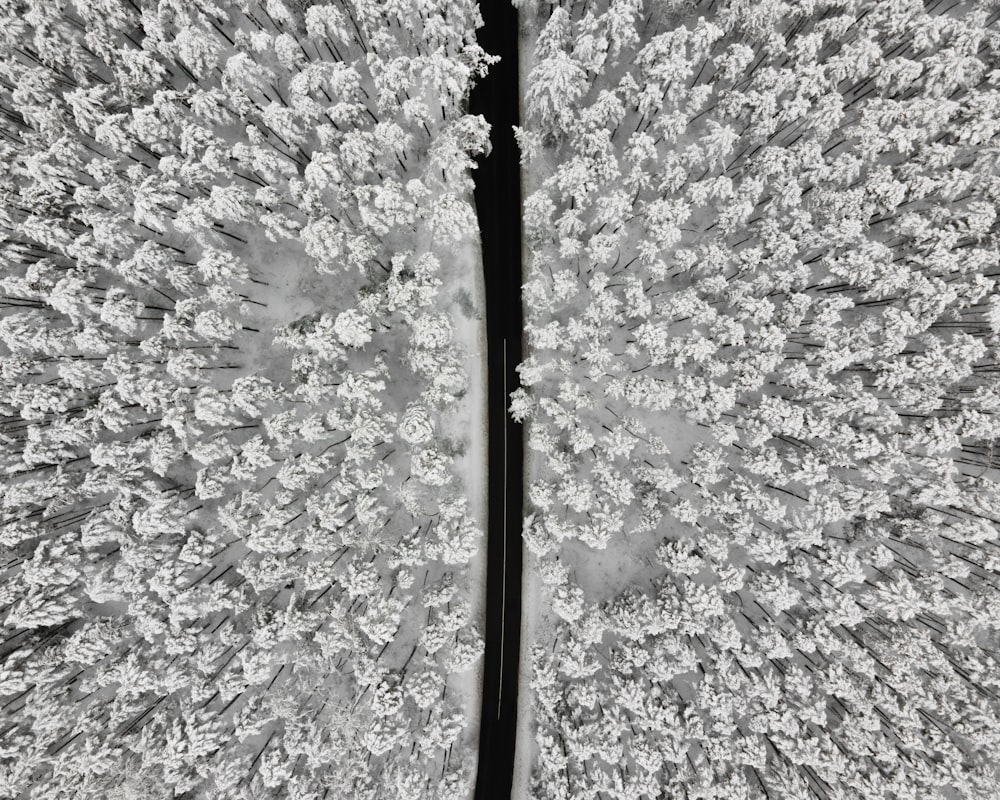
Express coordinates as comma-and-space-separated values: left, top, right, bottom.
469, 1, 523, 798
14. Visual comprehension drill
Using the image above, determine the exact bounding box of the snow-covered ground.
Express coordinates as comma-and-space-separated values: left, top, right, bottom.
513, 7, 540, 799
444, 228, 490, 774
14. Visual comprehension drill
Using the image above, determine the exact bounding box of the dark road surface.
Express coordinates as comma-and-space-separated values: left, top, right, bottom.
469, 1, 523, 799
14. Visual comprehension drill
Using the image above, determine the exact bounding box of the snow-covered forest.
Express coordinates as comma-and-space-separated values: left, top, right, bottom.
515, 1, 1000, 799
3, 0, 1000, 799
0, 1, 488, 797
